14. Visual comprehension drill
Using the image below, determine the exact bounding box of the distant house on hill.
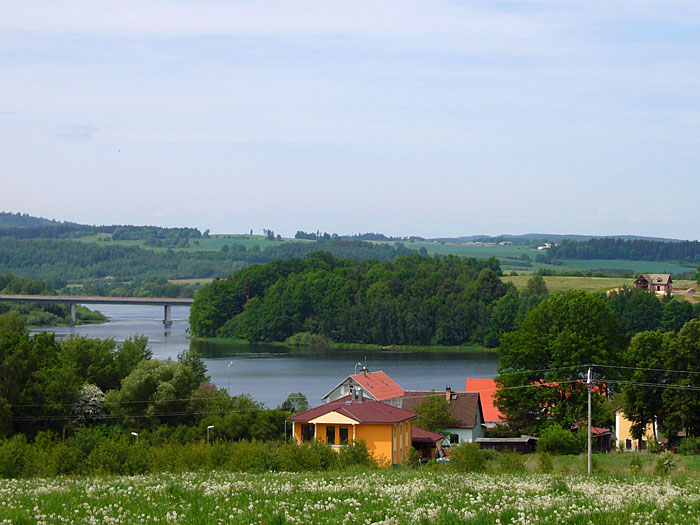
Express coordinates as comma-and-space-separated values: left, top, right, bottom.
322, 370, 405, 407
634, 273, 672, 295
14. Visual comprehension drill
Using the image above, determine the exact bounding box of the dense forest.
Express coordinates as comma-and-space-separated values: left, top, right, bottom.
547, 238, 700, 264
190, 252, 700, 349
190, 253, 531, 346
0, 238, 415, 286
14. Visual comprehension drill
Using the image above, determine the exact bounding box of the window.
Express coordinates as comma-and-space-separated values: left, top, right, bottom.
326, 426, 336, 445
625, 438, 632, 450
450, 434, 459, 445
301, 424, 314, 443
340, 426, 349, 445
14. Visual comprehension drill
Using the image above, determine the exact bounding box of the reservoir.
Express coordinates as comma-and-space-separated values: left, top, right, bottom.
33, 304, 499, 407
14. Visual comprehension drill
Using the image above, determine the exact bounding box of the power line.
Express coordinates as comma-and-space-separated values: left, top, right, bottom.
603, 379, 700, 392
10, 407, 270, 422
592, 363, 700, 376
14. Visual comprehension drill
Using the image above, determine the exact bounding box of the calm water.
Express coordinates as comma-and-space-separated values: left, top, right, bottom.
32, 305, 498, 407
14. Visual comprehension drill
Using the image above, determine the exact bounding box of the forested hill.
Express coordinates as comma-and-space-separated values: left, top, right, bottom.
0, 212, 62, 228
547, 238, 700, 264
189, 253, 509, 346
0, 237, 416, 284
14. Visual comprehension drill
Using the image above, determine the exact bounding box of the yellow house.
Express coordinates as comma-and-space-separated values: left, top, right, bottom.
614, 406, 657, 451
287, 394, 416, 466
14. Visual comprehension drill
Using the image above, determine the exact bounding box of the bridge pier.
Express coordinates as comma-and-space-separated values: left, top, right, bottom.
70, 303, 76, 324
163, 305, 172, 326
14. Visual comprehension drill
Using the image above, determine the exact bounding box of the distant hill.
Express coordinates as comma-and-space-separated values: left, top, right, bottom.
429, 233, 684, 243
0, 212, 66, 228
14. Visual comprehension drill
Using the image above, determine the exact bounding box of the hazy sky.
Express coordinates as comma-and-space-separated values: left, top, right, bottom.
2, 1, 699, 239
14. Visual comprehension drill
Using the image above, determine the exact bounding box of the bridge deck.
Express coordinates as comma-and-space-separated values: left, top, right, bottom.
0, 294, 193, 306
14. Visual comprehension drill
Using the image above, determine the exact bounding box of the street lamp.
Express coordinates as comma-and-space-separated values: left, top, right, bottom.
227, 361, 234, 396
207, 425, 215, 444
131, 432, 139, 443
354, 362, 362, 375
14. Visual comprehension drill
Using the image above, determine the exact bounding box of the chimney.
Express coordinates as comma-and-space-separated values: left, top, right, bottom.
358, 389, 364, 403
445, 386, 452, 403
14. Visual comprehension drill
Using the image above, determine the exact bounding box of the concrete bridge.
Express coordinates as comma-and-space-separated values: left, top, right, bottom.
0, 294, 194, 325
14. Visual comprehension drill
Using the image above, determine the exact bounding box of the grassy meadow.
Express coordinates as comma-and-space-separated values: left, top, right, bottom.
3, 467, 700, 524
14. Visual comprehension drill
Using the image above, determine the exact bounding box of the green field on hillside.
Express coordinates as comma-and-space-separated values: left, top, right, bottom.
503, 275, 634, 293
75, 233, 697, 278
76, 233, 293, 252
3, 468, 700, 523
504, 276, 697, 294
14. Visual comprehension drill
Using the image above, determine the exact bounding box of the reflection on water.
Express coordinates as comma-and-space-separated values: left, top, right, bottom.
33, 304, 498, 407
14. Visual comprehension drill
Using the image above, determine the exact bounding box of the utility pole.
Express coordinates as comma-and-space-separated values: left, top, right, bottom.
587, 366, 592, 476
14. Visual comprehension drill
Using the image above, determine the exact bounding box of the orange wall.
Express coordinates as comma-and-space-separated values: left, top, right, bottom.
291, 420, 413, 466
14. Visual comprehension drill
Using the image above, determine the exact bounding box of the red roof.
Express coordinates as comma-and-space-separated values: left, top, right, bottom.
288, 397, 417, 424
412, 426, 444, 443
464, 378, 504, 423
591, 426, 611, 436
351, 371, 405, 401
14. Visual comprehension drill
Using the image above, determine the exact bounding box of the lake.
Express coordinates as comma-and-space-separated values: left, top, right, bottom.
33, 304, 499, 407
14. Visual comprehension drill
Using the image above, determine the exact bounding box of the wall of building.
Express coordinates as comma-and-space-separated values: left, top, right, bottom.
292, 420, 412, 466
615, 410, 655, 450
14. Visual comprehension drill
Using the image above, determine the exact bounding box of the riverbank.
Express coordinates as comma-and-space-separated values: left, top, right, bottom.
193, 337, 495, 354
4, 303, 107, 328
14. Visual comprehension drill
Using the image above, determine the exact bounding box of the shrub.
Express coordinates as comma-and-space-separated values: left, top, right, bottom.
647, 437, 662, 454
497, 451, 525, 473
0, 435, 30, 478
86, 438, 132, 475
679, 437, 700, 455
227, 440, 278, 472
336, 440, 375, 468
51, 443, 79, 475
403, 447, 421, 469
537, 452, 553, 473
537, 424, 580, 455
278, 441, 326, 471
284, 332, 332, 347
629, 454, 643, 474
655, 451, 677, 475
481, 448, 499, 462
449, 442, 486, 472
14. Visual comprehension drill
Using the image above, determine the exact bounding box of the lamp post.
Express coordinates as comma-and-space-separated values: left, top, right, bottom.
131, 431, 139, 443
207, 425, 215, 445
354, 362, 362, 375
227, 361, 234, 396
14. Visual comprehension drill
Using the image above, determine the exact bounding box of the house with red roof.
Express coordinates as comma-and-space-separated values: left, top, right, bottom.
288, 391, 416, 466
411, 427, 444, 461
464, 378, 505, 428
401, 388, 484, 446
322, 369, 405, 407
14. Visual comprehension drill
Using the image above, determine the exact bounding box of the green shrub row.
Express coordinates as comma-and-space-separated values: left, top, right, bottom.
0, 432, 375, 479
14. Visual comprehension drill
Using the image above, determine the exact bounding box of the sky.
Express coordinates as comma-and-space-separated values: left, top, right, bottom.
2, 1, 699, 239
